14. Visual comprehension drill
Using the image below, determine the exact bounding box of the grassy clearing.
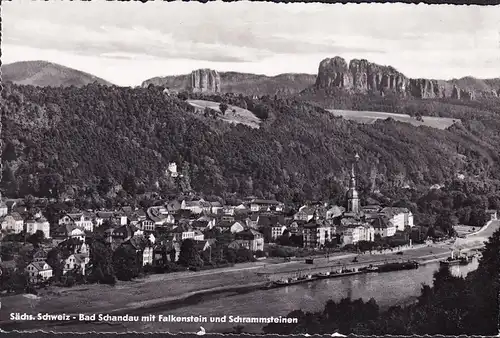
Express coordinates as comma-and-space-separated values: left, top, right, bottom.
187, 100, 261, 129
327, 109, 459, 130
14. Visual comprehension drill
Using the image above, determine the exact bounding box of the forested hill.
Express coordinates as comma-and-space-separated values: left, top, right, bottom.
2, 61, 113, 88
2, 83, 500, 204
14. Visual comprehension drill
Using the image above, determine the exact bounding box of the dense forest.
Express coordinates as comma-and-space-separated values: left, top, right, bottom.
263, 227, 500, 335
2, 83, 500, 209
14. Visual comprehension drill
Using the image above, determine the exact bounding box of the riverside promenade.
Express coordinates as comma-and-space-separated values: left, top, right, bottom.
1, 220, 497, 332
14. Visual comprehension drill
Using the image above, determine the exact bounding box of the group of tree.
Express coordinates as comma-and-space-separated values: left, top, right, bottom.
2, 82, 500, 208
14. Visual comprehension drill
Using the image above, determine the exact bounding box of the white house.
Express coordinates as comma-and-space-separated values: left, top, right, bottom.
181, 199, 211, 214
339, 224, 375, 245
54, 224, 86, 243
59, 212, 94, 232
25, 261, 53, 283
1, 212, 24, 234
303, 222, 332, 248
371, 217, 397, 238
26, 217, 51, 238
218, 221, 245, 234
379, 207, 414, 231
294, 206, 315, 222
234, 229, 264, 252
63, 253, 89, 275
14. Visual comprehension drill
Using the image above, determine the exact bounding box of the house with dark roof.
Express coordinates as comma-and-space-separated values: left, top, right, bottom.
105, 224, 135, 249
121, 235, 154, 266
59, 212, 94, 232
293, 206, 315, 222
234, 229, 264, 252
208, 201, 223, 215
153, 241, 181, 265
245, 214, 259, 228
302, 220, 333, 248
370, 216, 396, 237
217, 220, 245, 234
53, 223, 86, 243
32, 248, 48, 262
249, 199, 283, 212
62, 252, 89, 275
0, 212, 24, 234
25, 261, 53, 283
379, 207, 413, 231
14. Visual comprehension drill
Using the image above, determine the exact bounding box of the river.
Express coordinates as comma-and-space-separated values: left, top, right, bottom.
76, 258, 478, 334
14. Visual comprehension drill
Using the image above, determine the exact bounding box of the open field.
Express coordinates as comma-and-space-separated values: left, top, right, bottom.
327, 109, 459, 130
187, 99, 261, 129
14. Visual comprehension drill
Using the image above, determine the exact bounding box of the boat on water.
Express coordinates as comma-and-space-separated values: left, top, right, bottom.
359, 264, 379, 273
314, 271, 331, 279
377, 261, 419, 273
270, 274, 318, 288
440, 250, 472, 267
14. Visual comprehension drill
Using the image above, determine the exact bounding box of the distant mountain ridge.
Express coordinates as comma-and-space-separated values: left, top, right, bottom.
142, 57, 500, 101
142, 71, 316, 96
4, 59, 499, 101
2, 61, 113, 88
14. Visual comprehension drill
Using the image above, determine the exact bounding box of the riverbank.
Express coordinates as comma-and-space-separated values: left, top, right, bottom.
0, 246, 466, 326
1, 220, 496, 332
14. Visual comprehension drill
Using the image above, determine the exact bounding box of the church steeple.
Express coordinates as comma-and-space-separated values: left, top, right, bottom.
346, 153, 360, 213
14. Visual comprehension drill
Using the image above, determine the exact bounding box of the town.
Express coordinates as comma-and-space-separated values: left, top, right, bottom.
3, 154, 489, 292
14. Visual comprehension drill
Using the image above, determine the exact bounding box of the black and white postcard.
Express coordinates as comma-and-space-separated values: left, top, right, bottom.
0, 0, 499, 336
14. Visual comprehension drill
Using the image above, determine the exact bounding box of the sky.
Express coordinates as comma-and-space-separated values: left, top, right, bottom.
3, 0, 500, 86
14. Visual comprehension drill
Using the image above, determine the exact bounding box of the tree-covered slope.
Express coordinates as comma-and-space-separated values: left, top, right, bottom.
2, 83, 500, 204
2, 61, 113, 88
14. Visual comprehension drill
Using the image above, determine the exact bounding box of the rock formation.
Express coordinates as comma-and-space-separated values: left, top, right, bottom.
314, 56, 494, 101
315, 57, 409, 95
188, 69, 221, 93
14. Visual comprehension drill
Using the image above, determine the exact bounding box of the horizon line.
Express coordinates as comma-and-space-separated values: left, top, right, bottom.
3, 58, 499, 87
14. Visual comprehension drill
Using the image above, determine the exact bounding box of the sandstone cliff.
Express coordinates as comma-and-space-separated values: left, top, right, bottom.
314, 56, 497, 101
188, 69, 221, 93
315, 57, 409, 95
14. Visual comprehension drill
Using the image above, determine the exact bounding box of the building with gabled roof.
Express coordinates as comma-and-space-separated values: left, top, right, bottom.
1, 212, 24, 234
217, 220, 245, 234
53, 223, 86, 242
25, 261, 53, 283
302, 219, 333, 248
234, 229, 264, 252
122, 235, 154, 266
370, 215, 397, 237
379, 207, 413, 231
26, 216, 51, 238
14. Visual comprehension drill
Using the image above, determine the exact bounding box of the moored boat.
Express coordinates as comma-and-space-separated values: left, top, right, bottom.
377, 261, 419, 272
314, 271, 331, 278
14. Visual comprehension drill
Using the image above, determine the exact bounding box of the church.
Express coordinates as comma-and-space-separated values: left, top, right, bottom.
301, 153, 414, 248
334, 153, 376, 245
